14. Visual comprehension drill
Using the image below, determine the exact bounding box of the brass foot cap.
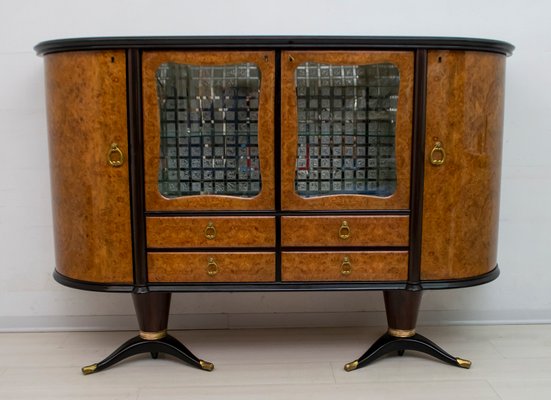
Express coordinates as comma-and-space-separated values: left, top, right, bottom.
199, 360, 214, 372
82, 363, 98, 375
344, 360, 359, 372
456, 358, 472, 369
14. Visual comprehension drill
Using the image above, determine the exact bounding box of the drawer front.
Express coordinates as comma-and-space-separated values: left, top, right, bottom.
148, 252, 275, 283
281, 251, 408, 281
146, 217, 275, 248
281, 216, 409, 247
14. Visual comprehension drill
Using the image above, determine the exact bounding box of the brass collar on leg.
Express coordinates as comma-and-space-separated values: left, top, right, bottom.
139, 329, 167, 341
387, 328, 416, 338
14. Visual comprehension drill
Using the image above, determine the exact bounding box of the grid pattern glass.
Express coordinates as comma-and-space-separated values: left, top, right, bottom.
294, 62, 399, 197
156, 63, 262, 198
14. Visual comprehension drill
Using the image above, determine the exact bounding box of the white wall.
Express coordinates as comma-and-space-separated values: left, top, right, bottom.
1, 0, 550, 332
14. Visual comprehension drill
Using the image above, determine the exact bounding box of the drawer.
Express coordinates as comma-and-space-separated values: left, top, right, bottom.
146, 217, 275, 248
148, 252, 275, 283
281, 216, 409, 247
281, 251, 408, 281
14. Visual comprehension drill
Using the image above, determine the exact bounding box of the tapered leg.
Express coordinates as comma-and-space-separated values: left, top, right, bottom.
344, 290, 471, 371
81, 292, 214, 375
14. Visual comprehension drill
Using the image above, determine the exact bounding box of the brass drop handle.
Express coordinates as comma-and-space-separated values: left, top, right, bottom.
341, 256, 352, 276
430, 141, 446, 166
204, 222, 216, 240
206, 257, 218, 277
107, 143, 124, 167
339, 221, 351, 240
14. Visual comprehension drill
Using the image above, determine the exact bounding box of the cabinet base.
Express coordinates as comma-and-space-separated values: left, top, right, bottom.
344, 331, 471, 371
79, 290, 475, 374
345, 290, 471, 371
81, 333, 214, 375
52, 266, 500, 293
82, 292, 213, 375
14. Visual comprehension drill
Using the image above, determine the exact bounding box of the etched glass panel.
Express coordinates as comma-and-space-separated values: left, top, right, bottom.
156, 63, 261, 198
294, 63, 399, 197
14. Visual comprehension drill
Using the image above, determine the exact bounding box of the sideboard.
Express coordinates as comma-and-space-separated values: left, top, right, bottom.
35, 36, 514, 374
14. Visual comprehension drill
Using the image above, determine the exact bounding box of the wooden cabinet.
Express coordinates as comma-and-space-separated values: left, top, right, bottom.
36, 36, 513, 374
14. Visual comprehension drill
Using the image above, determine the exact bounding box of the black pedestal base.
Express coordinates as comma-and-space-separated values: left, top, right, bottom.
81, 333, 214, 375
344, 331, 471, 371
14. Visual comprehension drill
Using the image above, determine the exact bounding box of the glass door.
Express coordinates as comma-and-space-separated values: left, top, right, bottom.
142, 51, 275, 211
281, 51, 413, 210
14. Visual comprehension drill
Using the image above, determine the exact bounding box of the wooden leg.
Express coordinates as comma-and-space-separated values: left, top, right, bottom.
344, 290, 471, 371
133, 292, 171, 335
81, 292, 214, 375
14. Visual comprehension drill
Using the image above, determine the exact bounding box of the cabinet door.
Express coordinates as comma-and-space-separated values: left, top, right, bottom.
281, 51, 413, 210
142, 51, 276, 211
421, 51, 506, 280
45, 51, 133, 283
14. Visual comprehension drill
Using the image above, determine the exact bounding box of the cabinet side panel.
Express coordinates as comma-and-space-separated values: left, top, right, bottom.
45, 51, 133, 284
421, 51, 506, 280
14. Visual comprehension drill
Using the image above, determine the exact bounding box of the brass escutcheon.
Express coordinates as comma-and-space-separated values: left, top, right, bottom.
341, 256, 352, 276
339, 221, 351, 240
204, 222, 216, 240
206, 257, 218, 277
430, 141, 446, 166
107, 143, 124, 167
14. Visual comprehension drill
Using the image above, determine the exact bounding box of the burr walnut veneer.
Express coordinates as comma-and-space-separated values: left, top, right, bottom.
36, 36, 513, 375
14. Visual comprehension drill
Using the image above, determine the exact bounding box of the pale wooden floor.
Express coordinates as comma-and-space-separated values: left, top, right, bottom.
0, 325, 550, 399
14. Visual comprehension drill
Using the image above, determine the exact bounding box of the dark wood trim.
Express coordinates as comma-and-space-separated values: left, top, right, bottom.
126, 49, 148, 291
146, 246, 409, 252
275, 50, 282, 282
407, 49, 428, 288
53, 266, 499, 293
35, 36, 515, 56
281, 246, 410, 252
145, 210, 410, 217
53, 270, 134, 292
147, 282, 410, 292
147, 247, 277, 253
420, 265, 500, 290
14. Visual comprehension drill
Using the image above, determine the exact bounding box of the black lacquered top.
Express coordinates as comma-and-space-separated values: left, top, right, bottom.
34, 36, 514, 56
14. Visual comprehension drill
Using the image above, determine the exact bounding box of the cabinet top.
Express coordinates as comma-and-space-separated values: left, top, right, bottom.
34, 36, 514, 56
